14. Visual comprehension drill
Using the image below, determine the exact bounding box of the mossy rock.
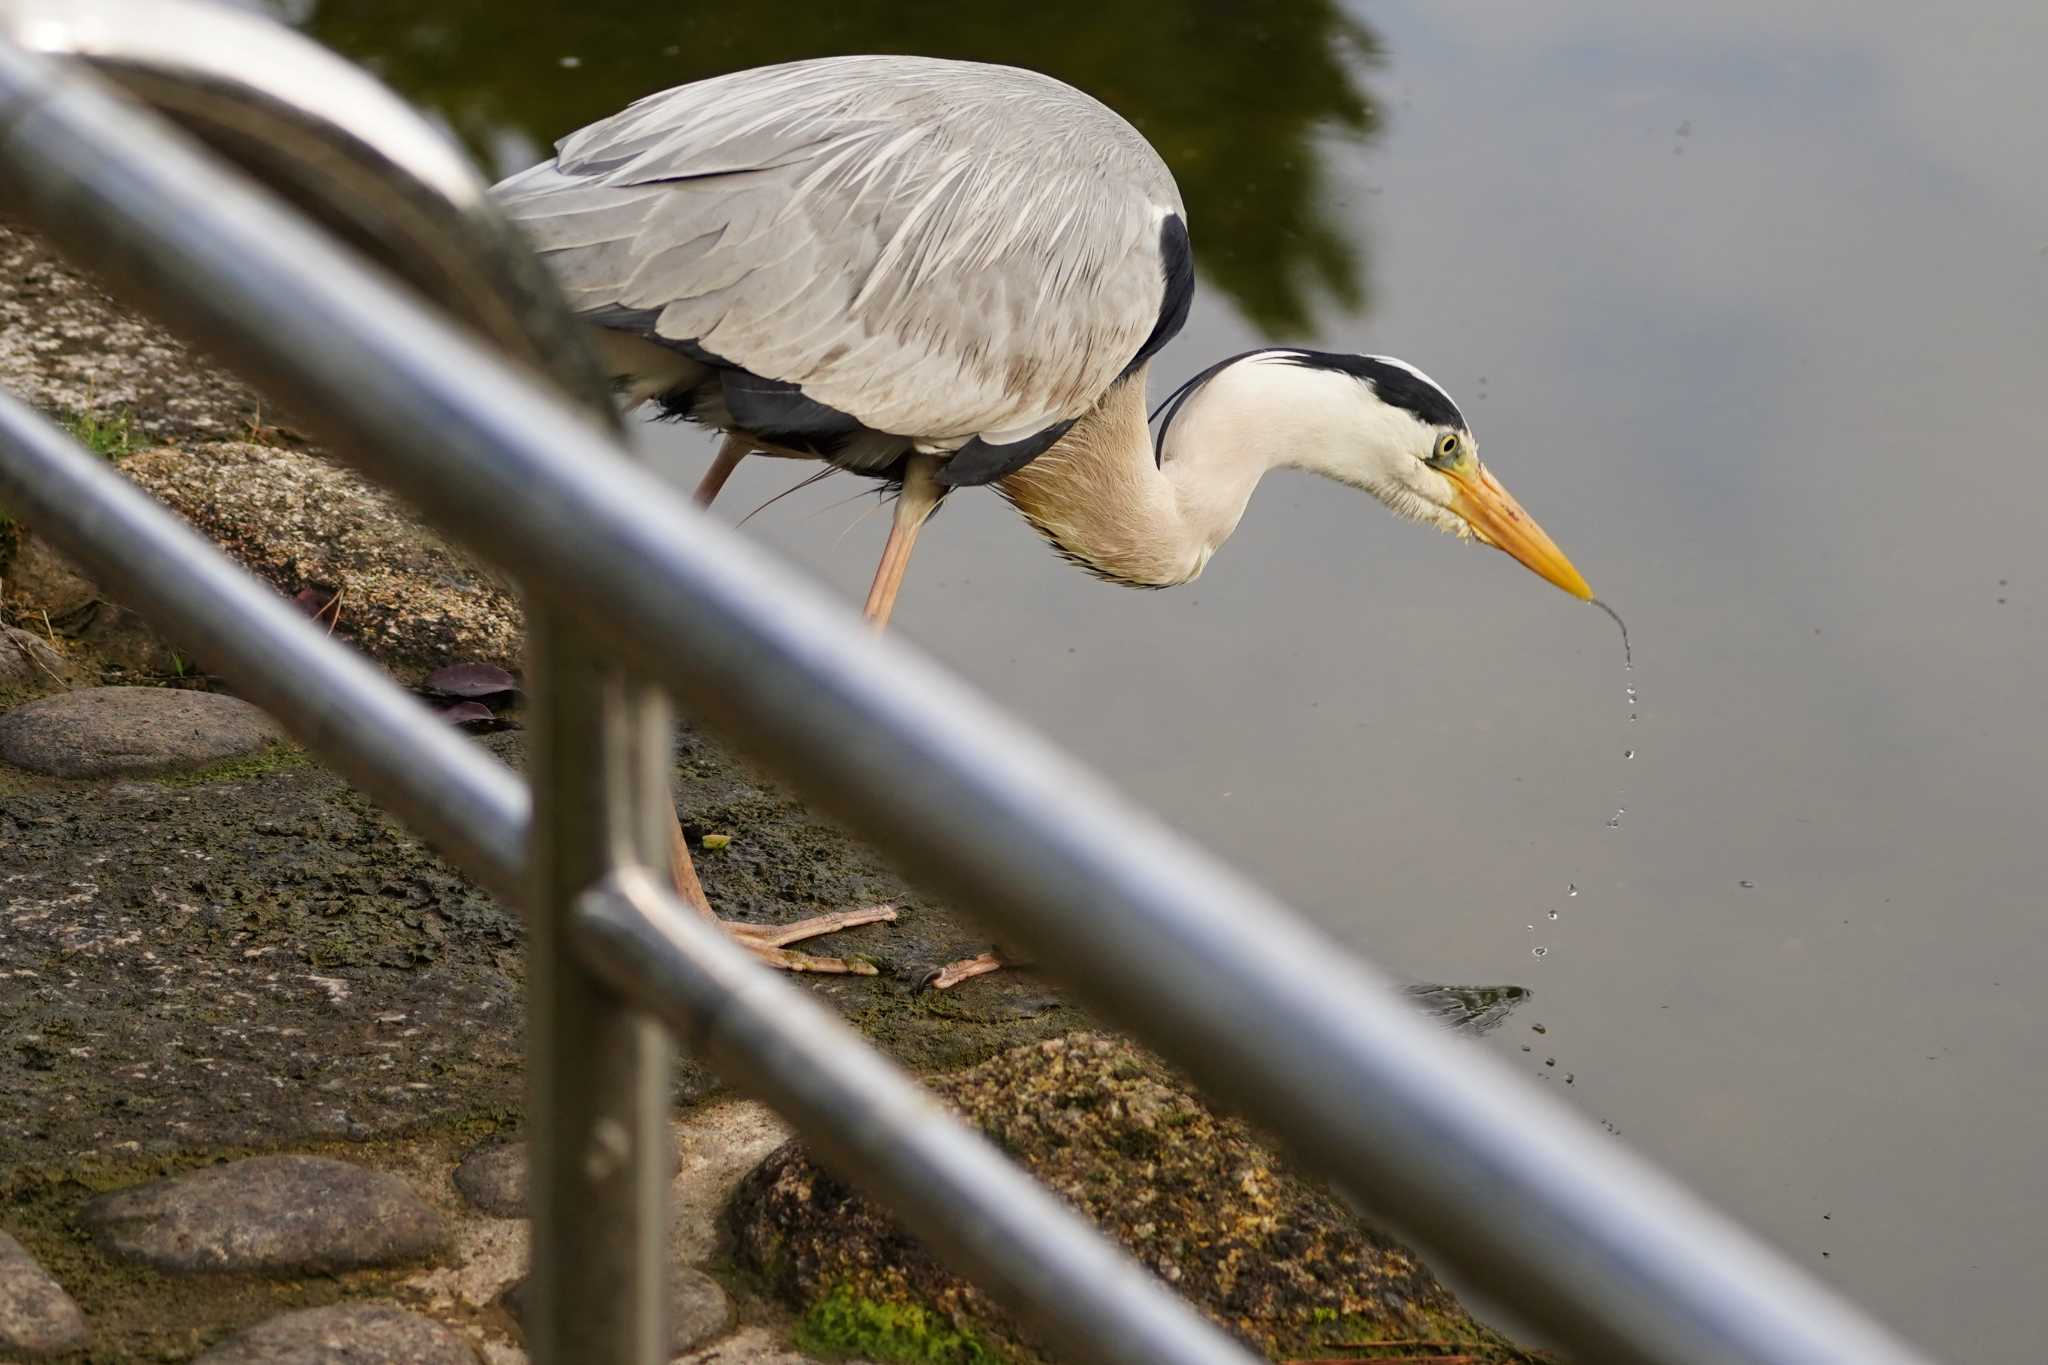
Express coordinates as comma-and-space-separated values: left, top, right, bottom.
727, 1033, 1543, 1363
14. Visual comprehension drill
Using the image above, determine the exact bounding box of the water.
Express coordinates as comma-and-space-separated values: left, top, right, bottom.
265, 2, 2048, 1357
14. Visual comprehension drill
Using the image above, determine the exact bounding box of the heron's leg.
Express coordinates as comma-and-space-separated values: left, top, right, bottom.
693, 434, 749, 507
665, 814, 897, 973
667, 437, 900, 973
862, 453, 943, 628
859, 452, 1009, 988
919, 951, 1008, 991
667, 813, 717, 921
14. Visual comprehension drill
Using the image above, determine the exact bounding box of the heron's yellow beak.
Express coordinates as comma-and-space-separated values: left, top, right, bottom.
1444, 463, 1593, 600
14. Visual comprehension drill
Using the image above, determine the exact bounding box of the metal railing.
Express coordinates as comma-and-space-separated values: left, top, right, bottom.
0, 9, 1942, 1365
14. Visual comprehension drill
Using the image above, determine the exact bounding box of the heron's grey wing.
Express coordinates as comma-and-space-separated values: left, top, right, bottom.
493, 56, 1190, 472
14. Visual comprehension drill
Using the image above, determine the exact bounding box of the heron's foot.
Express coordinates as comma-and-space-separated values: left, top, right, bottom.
721, 905, 899, 975
918, 951, 1007, 991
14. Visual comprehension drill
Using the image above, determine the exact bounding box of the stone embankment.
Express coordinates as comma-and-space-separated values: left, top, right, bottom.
1, 221, 1536, 1362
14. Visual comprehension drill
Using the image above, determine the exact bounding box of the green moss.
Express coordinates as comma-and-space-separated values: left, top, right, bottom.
795, 1286, 1008, 1364
148, 740, 313, 786
61, 405, 139, 459
1292, 1303, 1545, 1362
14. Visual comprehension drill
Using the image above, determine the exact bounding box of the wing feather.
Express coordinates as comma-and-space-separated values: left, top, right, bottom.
494, 56, 1188, 451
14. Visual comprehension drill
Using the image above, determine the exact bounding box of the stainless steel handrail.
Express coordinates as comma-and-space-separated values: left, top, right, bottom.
0, 16, 1944, 1365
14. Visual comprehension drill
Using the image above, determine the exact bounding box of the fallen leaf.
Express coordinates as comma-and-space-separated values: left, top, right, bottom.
435, 699, 520, 733
422, 661, 521, 699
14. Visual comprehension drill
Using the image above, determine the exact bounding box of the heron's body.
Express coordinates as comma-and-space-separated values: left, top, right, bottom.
495, 56, 1189, 490
495, 54, 1592, 984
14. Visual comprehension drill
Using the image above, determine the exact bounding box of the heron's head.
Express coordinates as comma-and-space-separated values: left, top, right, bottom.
1378, 410, 1593, 601
1220, 350, 1593, 600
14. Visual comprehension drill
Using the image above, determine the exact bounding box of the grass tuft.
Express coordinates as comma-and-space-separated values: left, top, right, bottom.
62, 406, 138, 460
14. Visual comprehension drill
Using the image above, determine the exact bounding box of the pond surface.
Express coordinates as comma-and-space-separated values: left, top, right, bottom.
268, 2, 2048, 1358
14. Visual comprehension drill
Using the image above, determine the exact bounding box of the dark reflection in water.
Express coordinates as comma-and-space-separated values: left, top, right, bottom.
1402, 983, 1531, 1036
278, 0, 1379, 335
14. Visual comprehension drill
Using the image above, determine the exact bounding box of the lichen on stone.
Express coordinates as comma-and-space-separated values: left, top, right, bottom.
0, 223, 523, 678
726, 1033, 1542, 1363
122, 440, 523, 675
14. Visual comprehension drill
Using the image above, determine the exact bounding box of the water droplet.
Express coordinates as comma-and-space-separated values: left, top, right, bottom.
1531, 946, 1549, 958
558, 54, 583, 68
1624, 748, 1635, 759
1592, 599, 1632, 668
1739, 879, 1755, 889
1544, 1056, 1557, 1067
1548, 909, 1559, 920
1526, 923, 1535, 932
1567, 883, 1578, 897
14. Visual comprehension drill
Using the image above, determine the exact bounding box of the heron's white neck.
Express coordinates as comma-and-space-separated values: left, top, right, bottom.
998, 355, 1416, 586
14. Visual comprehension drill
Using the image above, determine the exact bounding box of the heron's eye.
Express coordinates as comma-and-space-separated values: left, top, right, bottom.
1434, 433, 1460, 462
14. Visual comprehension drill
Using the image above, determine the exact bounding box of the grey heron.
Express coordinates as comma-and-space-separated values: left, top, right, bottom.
494, 54, 1591, 986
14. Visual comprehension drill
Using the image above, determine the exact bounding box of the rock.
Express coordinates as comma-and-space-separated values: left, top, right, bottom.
0, 741, 529, 1165
0, 224, 266, 448
60, 600, 182, 674
726, 1033, 1540, 1363
452, 1137, 682, 1220
451, 1143, 529, 1219
502, 1264, 731, 1356
2, 535, 98, 618
192, 1303, 477, 1364
123, 441, 522, 672
673, 1325, 837, 1364
665, 1266, 737, 1353
84, 1154, 447, 1273
0, 685, 284, 777
398, 1214, 527, 1317
0, 1229, 87, 1356
0, 225, 519, 674
669, 1102, 792, 1268
2, 532, 181, 671
0, 625, 74, 691
2, 533, 182, 674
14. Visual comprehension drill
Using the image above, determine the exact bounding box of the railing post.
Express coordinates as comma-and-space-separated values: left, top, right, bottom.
524, 619, 676, 1364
